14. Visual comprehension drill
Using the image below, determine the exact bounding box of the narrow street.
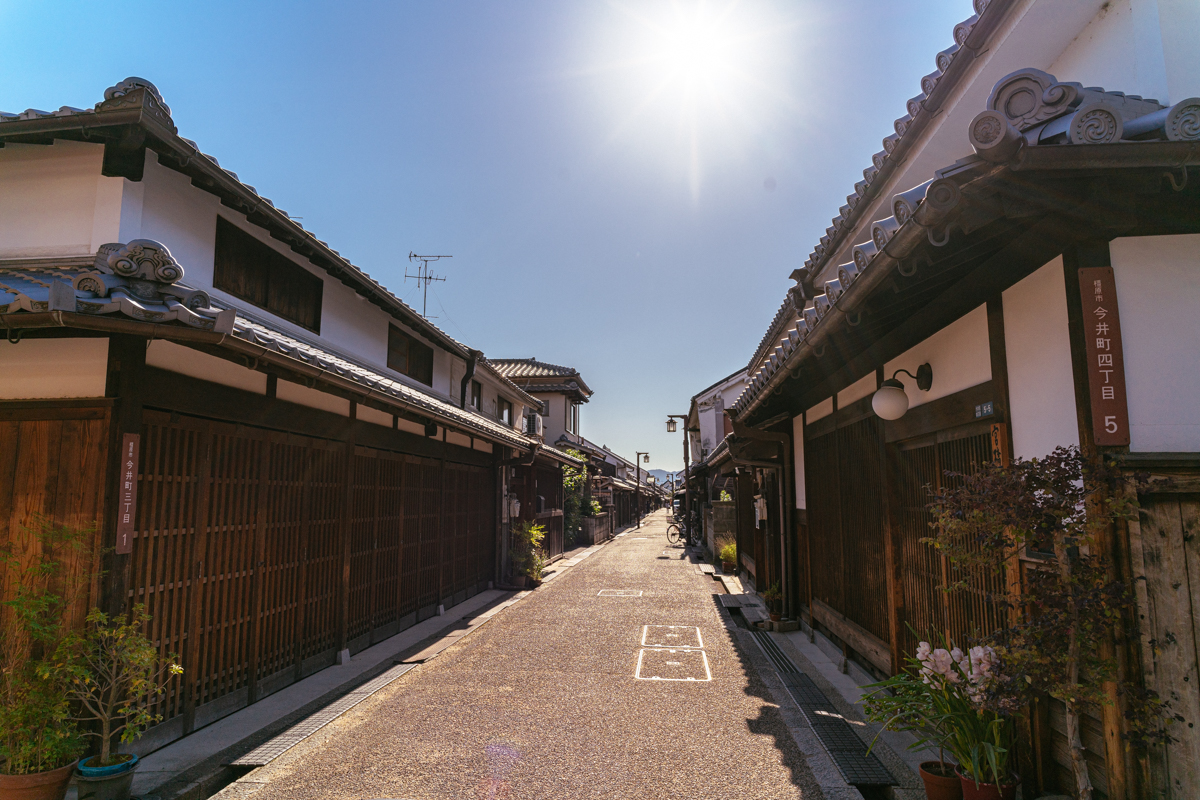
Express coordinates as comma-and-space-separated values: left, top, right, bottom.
233, 510, 818, 800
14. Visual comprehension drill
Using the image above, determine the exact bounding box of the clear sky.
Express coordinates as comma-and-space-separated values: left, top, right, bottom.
1, 0, 971, 472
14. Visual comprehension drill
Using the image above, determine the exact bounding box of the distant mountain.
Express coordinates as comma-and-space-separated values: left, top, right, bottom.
647, 469, 678, 484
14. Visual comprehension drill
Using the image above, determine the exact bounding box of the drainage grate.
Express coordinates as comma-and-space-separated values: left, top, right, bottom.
750, 631, 894, 787
231, 663, 416, 766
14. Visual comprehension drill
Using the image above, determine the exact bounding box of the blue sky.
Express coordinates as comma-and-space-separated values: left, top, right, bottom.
1, 0, 971, 471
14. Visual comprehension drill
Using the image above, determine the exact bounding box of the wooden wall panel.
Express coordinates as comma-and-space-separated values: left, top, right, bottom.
837, 418, 889, 643
0, 409, 109, 686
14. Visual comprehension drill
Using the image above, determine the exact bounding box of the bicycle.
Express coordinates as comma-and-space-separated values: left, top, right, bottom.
666, 516, 699, 547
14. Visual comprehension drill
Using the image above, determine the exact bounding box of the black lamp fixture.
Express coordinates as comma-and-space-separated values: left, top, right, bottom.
872, 363, 933, 421
666, 418, 677, 433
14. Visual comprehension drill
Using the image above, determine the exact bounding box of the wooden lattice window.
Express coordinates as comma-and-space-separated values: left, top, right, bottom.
213, 217, 323, 332
387, 326, 434, 387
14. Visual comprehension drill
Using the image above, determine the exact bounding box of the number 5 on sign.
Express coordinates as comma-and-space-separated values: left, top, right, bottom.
1078, 268, 1130, 446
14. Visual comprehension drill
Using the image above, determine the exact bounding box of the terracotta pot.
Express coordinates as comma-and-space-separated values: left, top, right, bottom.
918, 761, 962, 800
0, 760, 78, 800
956, 769, 1016, 800
721, 561, 735, 573
769, 612, 782, 622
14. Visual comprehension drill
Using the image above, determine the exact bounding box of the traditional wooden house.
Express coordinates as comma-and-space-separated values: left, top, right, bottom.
677, 369, 746, 556
725, 1, 1199, 797
0, 78, 548, 752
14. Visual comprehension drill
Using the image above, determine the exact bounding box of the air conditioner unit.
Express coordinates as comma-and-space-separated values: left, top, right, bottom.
525, 414, 543, 438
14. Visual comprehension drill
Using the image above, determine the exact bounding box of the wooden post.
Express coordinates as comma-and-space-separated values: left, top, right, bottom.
293, 440, 312, 681
878, 367, 904, 675
336, 439, 353, 657
1063, 243, 1131, 800
247, 439, 269, 703
100, 334, 146, 618
181, 432, 213, 735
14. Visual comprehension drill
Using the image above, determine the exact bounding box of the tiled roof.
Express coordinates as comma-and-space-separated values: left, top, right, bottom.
0, 242, 536, 450
731, 66, 1200, 420
0, 77, 538, 410
745, 0, 1005, 375
491, 358, 593, 399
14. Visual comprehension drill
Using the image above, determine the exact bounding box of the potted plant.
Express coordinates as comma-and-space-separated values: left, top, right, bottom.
864, 637, 1018, 800
0, 517, 92, 800
762, 581, 782, 622
926, 447, 1177, 800
56, 605, 182, 800
716, 538, 736, 574
510, 520, 546, 588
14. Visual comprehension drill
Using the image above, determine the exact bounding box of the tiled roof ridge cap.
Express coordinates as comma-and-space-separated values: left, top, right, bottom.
745, 0, 1010, 374
1, 78, 478, 372
730, 68, 1200, 420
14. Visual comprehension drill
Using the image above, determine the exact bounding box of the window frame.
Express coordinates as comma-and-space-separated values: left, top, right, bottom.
387, 324, 435, 387
213, 216, 324, 333
498, 397, 513, 426
470, 379, 482, 410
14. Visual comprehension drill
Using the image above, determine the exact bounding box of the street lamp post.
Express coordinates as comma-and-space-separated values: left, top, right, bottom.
635, 452, 649, 528
665, 415, 691, 540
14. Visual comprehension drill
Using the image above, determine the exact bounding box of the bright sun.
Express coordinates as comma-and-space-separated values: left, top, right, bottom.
586, 1, 794, 201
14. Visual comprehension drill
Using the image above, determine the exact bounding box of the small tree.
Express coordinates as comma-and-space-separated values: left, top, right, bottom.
562, 451, 588, 547
55, 605, 182, 766
0, 516, 92, 775
926, 446, 1175, 799
511, 520, 546, 581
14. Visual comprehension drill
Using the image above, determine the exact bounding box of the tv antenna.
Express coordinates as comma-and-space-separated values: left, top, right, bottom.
405, 252, 451, 319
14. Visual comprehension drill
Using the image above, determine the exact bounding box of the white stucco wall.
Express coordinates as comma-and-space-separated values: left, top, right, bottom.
1003, 257, 1080, 460
792, 414, 806, 510
1049, 0, 1200, 106
276, 380, 350, 417
1110, 234, 1200, 452
806, 397, 833, 423
885, 304, 991, 411
0, 338, 109, 399
145, 340, 266, 394
836, 372, 877, 408
356, 404, 393, 428
0, 141, 108, 259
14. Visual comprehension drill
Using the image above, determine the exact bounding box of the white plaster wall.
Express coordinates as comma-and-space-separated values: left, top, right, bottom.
396, 417, 426, 437
1049, 0, 1170, 105
0, 338, 109, 398
0, 141, 106, 259
356, 404, 393, 428
886, 305, 990, 410
1003, 257, 1080, 460
836, 372, 877, 408
806, 397, 833, 423
1157, 0, 1200, 101
1110, 234, 1200, 452
541, 393, 565, 442
276, 380, 350, 417
145, 340, 266, 394
474, 439, 493, 454
446, 431, 472, 450
792, 414, 806, 510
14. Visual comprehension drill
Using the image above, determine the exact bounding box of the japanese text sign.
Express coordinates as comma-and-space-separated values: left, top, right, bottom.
116, 433, 140, 554
1078, 268, 1130, 446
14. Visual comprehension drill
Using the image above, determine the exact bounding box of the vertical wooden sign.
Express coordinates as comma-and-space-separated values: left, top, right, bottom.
116, 433, 140, 554
1078, 267, 1130, 446
990, 422, 1010, 466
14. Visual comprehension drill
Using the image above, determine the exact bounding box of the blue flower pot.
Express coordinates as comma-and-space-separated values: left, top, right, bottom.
76, 754, 138, 800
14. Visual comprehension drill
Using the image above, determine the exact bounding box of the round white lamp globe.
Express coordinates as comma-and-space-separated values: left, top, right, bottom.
872, 380, 909, 421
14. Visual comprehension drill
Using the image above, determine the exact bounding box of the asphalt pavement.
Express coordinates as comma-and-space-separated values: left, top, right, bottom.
230, 510, 821, 799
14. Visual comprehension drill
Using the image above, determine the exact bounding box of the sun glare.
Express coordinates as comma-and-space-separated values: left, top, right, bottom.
585, 1, 796, 202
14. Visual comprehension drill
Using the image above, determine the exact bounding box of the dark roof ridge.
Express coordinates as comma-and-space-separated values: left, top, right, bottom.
0, 78, 535, 402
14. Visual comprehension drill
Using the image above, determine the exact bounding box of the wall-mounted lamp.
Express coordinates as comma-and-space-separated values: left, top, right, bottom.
871, 363, 933, 421
666, 418, 677, 433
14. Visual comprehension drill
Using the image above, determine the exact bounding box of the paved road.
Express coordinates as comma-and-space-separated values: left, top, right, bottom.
242, 510, 819, 799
